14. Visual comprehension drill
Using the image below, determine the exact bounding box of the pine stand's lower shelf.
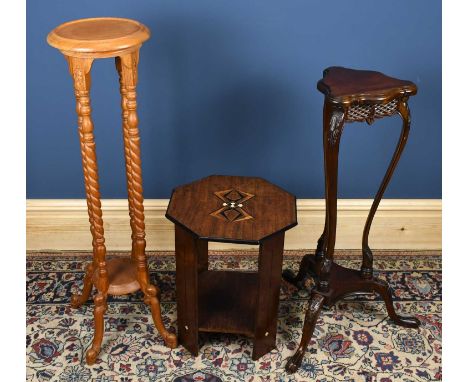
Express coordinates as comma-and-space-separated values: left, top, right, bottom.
198, 270, 258, 337
92, 258, 140, 296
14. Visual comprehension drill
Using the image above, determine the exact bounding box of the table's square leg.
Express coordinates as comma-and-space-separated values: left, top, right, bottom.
253, 232, 285, 360
175, 225, 207, 356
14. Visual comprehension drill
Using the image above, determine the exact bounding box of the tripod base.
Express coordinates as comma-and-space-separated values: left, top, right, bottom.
71, 257, 177, 365
283, 255, 420, 374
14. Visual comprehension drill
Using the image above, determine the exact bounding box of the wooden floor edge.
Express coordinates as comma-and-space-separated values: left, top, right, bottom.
26, 199, 442, 251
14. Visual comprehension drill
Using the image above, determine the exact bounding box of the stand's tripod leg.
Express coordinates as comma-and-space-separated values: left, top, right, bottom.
285, 293, 325, 373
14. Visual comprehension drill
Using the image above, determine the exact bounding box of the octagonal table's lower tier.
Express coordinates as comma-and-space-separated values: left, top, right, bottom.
177, 265, 282, 360
198, 270, 257, 337
173, 224, 287, 360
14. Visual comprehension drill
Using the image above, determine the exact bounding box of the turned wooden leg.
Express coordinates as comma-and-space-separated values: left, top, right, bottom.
144, 285, 177, 348
361, 99, 411, 278
253, 232, 285, 360
67, 56, 109, 365
116, 52, 177, 349
86, 293, 107, 364
319, 101, 345, 293
71, 262, 94, 308
285, 293, 325, 374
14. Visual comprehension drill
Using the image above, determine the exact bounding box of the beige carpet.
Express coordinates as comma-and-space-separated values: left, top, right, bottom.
27, 250, 441, 381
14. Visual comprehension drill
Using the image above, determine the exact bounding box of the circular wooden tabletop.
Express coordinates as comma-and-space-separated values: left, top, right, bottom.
47, 17, 150, 57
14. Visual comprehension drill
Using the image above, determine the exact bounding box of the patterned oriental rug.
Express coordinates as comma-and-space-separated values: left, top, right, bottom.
26, 251, 441, 382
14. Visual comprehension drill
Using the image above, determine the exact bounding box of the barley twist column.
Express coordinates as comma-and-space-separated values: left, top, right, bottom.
116, 52, 177, 347
67, 56, 108, 365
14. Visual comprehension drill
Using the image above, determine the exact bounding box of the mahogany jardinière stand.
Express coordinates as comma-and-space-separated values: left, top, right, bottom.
47, 17, 177, 365
283, 67, 421, 373
166, 175, 297, 360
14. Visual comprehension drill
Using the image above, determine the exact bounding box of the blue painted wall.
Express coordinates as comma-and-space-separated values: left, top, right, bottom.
27, 0, 441, 199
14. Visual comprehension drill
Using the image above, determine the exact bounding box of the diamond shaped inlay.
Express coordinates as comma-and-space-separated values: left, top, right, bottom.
210, 189, 255, 222
225, 190, 242, 201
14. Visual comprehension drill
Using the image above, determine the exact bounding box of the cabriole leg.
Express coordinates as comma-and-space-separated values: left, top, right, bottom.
371, 278, 420, 328
71, 262, 94, 308
285, 293, 325, 374
361, 99, 411, 278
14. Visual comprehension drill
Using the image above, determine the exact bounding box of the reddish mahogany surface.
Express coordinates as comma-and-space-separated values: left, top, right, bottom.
317, 66, 417, 104
166, 175, 297, 244
284, 67, 420, 373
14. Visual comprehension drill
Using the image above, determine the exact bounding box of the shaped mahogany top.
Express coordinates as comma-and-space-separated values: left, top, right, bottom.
317, 67, 417, 105
166, 175, 297, 244
47, 17, 150, 58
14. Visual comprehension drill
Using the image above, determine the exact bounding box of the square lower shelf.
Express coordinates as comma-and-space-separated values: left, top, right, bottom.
198, 270, 258, 337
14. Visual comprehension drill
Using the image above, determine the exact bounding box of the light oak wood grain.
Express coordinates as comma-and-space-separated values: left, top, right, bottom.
26, 199, 441, 251
47, 17, 150, 58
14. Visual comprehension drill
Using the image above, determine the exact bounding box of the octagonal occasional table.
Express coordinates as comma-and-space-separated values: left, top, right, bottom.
166, 175, 297, 360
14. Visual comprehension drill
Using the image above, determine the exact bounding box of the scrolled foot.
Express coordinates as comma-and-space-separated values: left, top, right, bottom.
71, 263, 94, 309
283, 254, 313, 288
372, 278, 421, 329
391, 315, 421, 328
286, 293, 325, 373
85, 347, 99, 365
162, 331, 178, 349
285, 348, 305, 374
85, 293, 107, 365
145, 284, 178, 349
71, 294, 87, 309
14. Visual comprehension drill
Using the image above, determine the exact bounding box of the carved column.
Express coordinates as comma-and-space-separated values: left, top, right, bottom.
67, 56, 108, 365
115, 52, 145, 267
116, 51, 177, 348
